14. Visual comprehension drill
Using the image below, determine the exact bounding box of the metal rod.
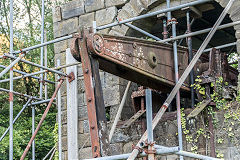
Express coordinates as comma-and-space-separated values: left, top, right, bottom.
145, 89, 154, 160
44, 32, 48, 99
9, 0, 14, 158
127, 0, 235, 159
0, 88, 42, 100
57, 59, 62, 160
97, 0, 211, 30
42, 146, 55, 160
162, 18, 168, 39
176, 151, 220, 160
84, 147, 180, 160
20, 78, 64, 160
161, 20, 240, 43
0, 64, 54, 84
178, 18, 195, 46
0, 70, 48, 83
49, 147, 57, 160
0, 98, 32, 142
186, 11, 195, 108
12, 35, 73, 54
167, 0, 183, 159
4, 54, 67, 77
109, 81, 131, 141
203, 42, 237, 53
32, 105, 35, 160
40, 0, 45, 100
29, 99, 53, 106
0, 52, 25, 79
124, 23, 161, 41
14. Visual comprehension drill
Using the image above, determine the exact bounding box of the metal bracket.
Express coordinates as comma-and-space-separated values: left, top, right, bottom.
67, 72, 75, 83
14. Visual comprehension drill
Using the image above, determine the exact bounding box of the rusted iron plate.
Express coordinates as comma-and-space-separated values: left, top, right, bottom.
87, 33, 190, 93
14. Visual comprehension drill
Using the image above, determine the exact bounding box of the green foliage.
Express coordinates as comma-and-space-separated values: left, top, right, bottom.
0, 0, 66, 159
182, 76, 240, 158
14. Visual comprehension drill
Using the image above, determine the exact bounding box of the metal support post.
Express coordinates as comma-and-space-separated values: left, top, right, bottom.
44, 32, 48, 99
40, 0, 45, 99
57, 59, 62, 160
32, 105, 35, 160
162, 18, 168, 39
186, 11, 195, 108
9, 0, 14, 159
0, 98, 32, 142
20, 78, 64, 160
167, 0, 183, 159
127, 0, 236, 159
145, 89, 154, 160
109, 81, 131, 142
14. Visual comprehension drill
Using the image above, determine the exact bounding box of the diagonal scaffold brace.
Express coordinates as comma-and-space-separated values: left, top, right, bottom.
127, 0, 236, 159
20, 77, 65, 160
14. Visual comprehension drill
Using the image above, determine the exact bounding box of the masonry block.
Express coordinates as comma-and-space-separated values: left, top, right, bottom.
78, 133, 91, 148
62, 0, 85, 20
54, 40, 68, 54
62, 124, 67, 136
237, 39, 240, 53
79, 147, 92, 159
105, 0, 128, 7
62, 110, 67, 124
96, 7, 118, 26
53, 17, 78, 38
110, 143, 123, 155
85, 0, 104, 13
53, 6, 62, 23
79, 12, 95, 29
62, 136, 68, 151
129, 0, 147, 15
78, 106, 88, 120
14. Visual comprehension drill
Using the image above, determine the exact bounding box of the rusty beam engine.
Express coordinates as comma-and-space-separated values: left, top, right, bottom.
71, 29, 238, 157
72, 30, 190, 94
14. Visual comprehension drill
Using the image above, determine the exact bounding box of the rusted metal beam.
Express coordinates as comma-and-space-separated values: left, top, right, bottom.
72, 32, 190, 93
90, 57, 110, 156
20, 78, 64, 160
75, 30, 101, 158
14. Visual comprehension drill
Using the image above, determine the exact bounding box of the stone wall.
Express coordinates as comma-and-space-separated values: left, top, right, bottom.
52, 0, 240, 159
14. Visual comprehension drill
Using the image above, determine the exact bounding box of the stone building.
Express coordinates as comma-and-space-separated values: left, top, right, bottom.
53, 0, 240, 159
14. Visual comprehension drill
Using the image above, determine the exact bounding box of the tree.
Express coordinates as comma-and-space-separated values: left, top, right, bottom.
0, 0, 67, 159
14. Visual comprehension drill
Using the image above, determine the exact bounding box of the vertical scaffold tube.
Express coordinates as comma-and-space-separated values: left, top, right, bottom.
166, 0, 183, 159
57, 59, 62, 160
186, 11, 195, 108
32, 106, 35, 160
9, 0, 14, 159
40, 0, 45, 99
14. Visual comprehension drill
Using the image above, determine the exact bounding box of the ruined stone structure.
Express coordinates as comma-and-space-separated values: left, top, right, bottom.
53, 0, 240, 159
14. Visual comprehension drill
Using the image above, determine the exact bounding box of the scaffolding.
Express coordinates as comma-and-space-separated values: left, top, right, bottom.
0, 0, 238, 159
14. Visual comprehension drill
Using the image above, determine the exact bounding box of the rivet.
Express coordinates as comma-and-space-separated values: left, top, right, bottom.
88, 97, 92, 102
